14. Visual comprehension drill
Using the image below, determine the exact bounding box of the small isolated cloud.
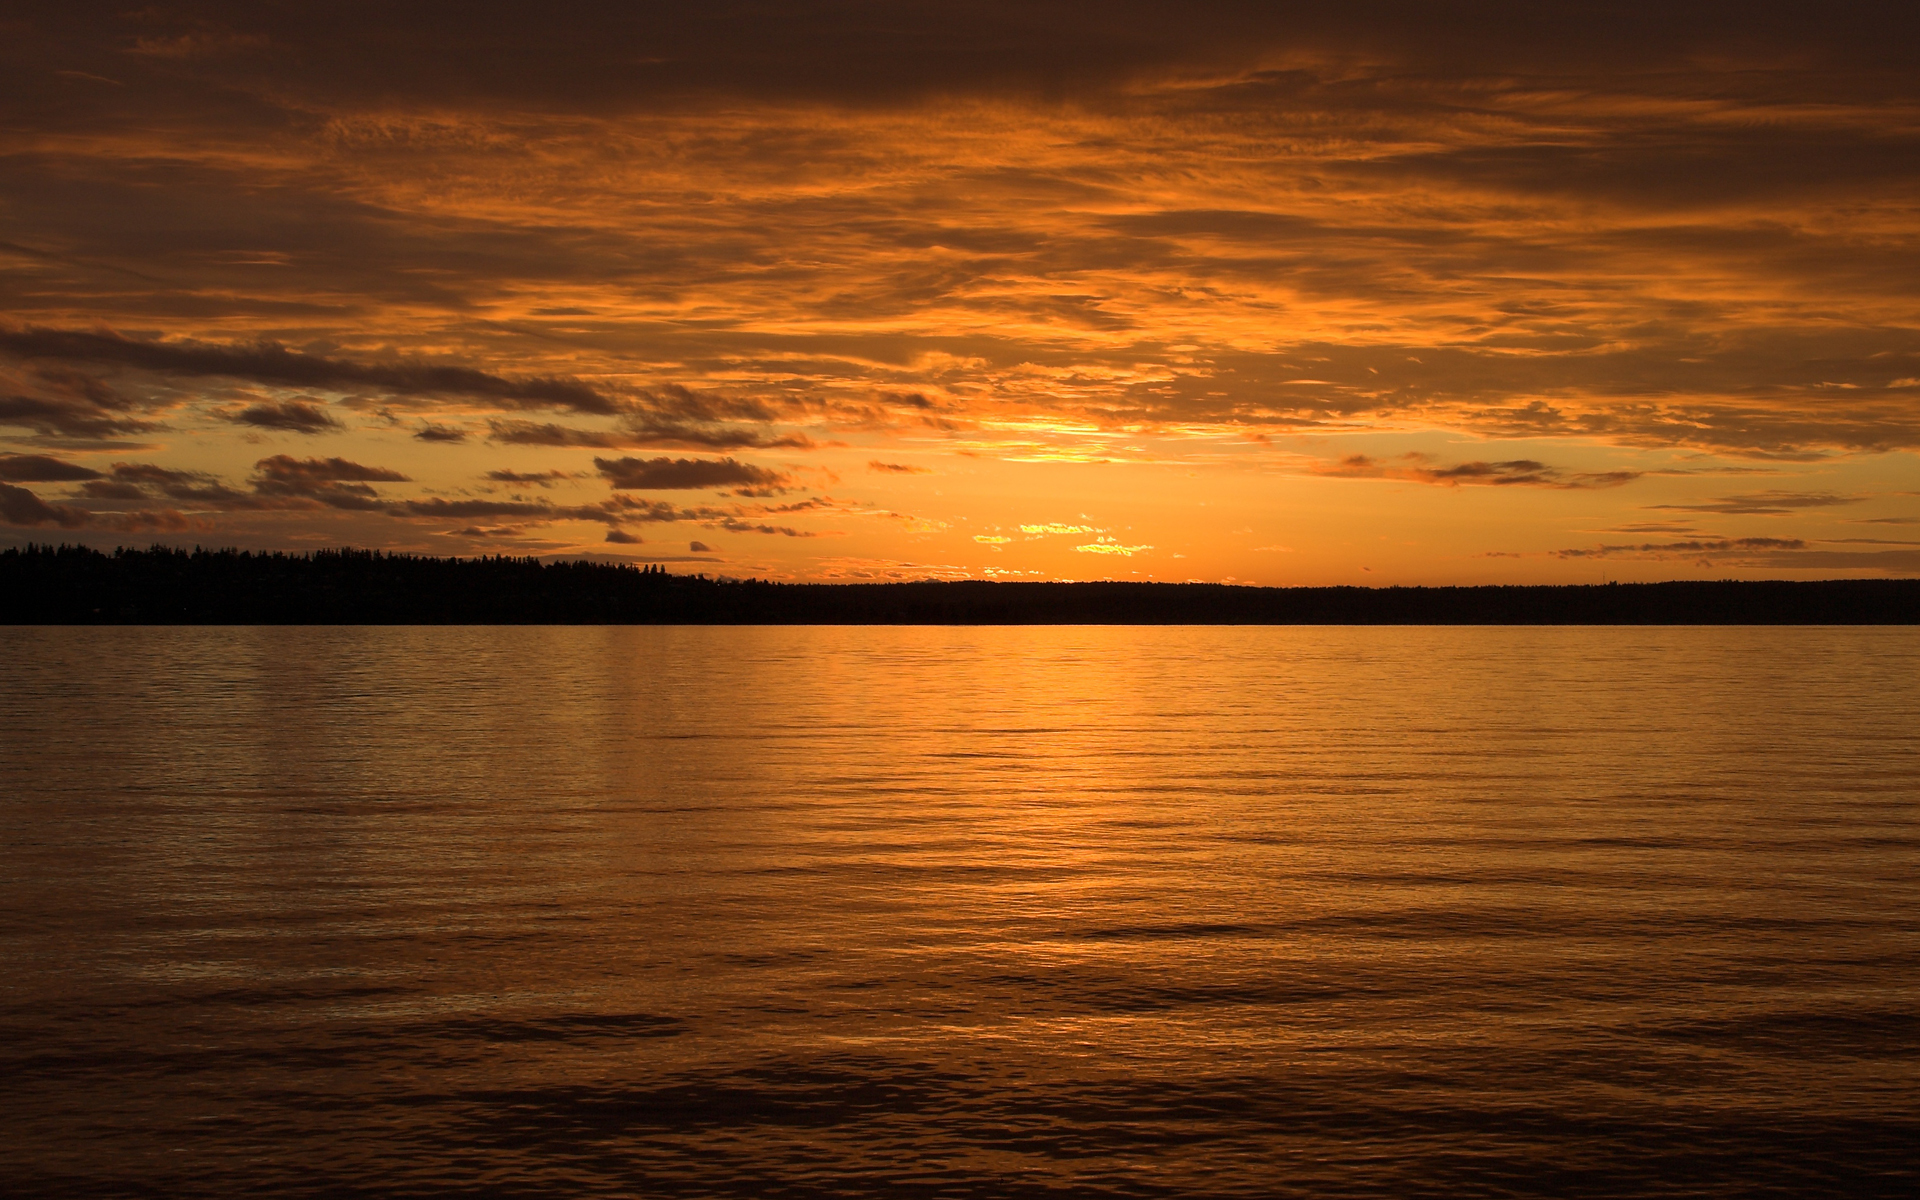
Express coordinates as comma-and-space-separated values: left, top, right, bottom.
255, 455, 408, 485
605, 528, 641, 544
1316, 454, 1638, 489
0, 453, 100, 482
595, 455, 792, 493
251, 455, 410, 510
1253, 544, 1293, 552
1020, 523, 1098, 535
489, 421, 637, 448
1596, 522, 1703, 534
1646, 491, 1858, 515
449, 525, 525, 538
228, 399, 341, 434
868, 460, 930, 474
689, 540, 713, 552
714, 520, 814, 537
1074, 540, 1153, 556
974, 534, 1012, 544
415, 422, 468, 442
486, 468, 573, 487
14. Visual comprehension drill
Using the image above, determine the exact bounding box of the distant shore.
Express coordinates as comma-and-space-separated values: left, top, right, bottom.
4, 544, 1917, 624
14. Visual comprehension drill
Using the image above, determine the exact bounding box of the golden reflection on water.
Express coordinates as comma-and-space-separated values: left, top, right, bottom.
2, 626, 1917, 1197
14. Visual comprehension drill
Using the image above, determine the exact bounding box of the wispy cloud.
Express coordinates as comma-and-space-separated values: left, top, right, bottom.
595, 455, 792, 493
4, 3, 1918, 576
226, 399, 341, 434
1075, 540, 1153, 556
1645, 491, 1859, 515
0, 453, 100, 482
1313, 454, 1640, 489
0, 327, 622, 415
1555, 537, 1808, 559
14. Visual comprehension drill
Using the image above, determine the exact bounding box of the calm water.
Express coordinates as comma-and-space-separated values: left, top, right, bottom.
2, 625, 1916, 1198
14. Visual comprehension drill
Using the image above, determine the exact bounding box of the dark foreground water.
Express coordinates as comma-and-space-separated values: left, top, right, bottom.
2, 626, 1916, 1198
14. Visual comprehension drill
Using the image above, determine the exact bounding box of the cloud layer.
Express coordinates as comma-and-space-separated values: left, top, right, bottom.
2, 2, 1916, 578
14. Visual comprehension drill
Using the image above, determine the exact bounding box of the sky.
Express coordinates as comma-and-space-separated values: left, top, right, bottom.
4, 1, 1919, 583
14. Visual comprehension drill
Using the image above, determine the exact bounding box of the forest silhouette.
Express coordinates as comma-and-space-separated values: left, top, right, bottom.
0, 541, 1912, 622
3, 544, 1916, 624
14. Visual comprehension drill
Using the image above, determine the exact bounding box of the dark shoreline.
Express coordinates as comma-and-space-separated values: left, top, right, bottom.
5, 543, 1919, 624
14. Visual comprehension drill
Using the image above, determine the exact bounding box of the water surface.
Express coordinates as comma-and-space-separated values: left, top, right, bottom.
2, 626, 1916, 1197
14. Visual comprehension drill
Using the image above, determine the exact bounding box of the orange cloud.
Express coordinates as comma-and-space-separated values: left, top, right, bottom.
2, 3, 1916, 578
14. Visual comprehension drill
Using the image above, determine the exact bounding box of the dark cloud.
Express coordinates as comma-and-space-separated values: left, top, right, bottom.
414, 422, 468, 442
1592, 522, 1704, 536
689, 540, 713, 552
398, 498, 556, 520
228, 399, 342, 433
0, 480, 193, 531
1547, 536, 1920, 573
0, 453, 100, 481
487, 421, 636, 449
1344, 124, 1920, 211
1555, 537, 1808, 559
0, 482, 89, 528
81, 463, 247, 504
1646, 491, 1857, 516
250, 455, 410, 510
716, 519, 813, 537
449, 525, 526, 537
253, 455, 410, 484
0, 367, 164, 440
0, 446, 825, 539
624, 421, 817, 451
597, 494, 808, 535
595, 455, 792, 492
18, 2, 1914, 114
1315, 454, 1639, 489
486, 469, 574, 487
604, 528, 641, 544
392, 491, 803, 535
486, 419, 814, 451
635, 383, 784, 426
0, 326, 621, 415
601, 495, 698, 523
868, 460, 930, 474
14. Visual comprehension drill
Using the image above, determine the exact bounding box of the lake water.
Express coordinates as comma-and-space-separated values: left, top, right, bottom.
2, 625, 1916, 1197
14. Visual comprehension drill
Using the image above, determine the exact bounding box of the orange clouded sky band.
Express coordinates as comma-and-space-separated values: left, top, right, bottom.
3, 2, 1917, 582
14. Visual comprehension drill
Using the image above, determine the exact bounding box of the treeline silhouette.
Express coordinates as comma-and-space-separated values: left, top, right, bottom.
4, 543, 1917, 624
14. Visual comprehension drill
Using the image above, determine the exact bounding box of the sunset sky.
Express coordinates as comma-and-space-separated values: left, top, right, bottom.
4, 1, 1919, 583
